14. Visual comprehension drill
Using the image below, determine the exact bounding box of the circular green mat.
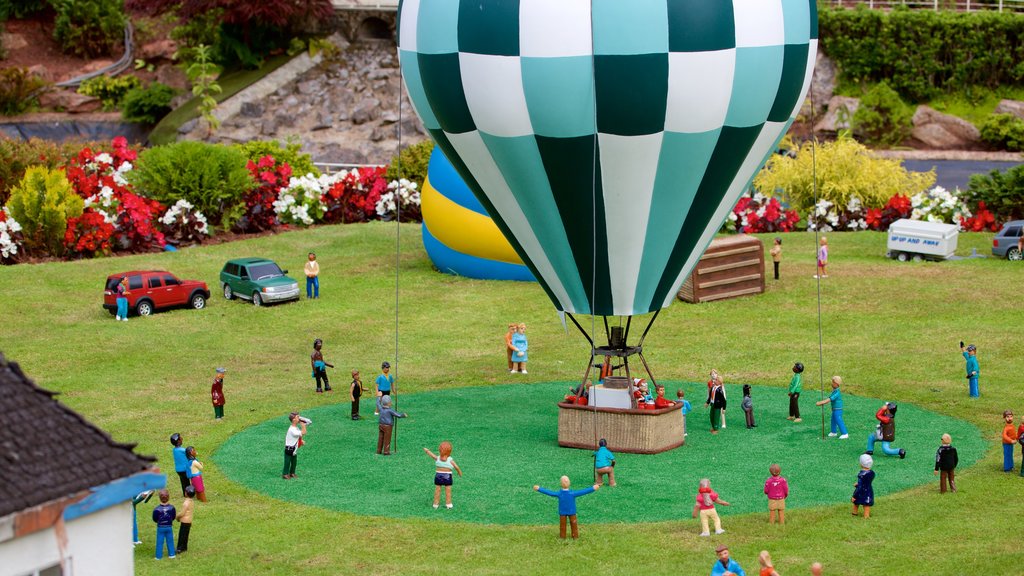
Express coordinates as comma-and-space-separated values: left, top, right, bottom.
215, 382, 984, 525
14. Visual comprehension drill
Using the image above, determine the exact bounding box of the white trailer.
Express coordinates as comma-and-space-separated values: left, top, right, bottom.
886, 219, 958, 262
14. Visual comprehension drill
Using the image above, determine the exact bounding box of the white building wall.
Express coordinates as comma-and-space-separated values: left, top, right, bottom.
0, 503, 132, 576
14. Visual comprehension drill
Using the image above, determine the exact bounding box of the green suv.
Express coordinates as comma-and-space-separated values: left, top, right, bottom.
220, 258, 300, 306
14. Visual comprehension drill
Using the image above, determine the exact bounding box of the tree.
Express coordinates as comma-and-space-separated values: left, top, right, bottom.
126, 0, 333, 31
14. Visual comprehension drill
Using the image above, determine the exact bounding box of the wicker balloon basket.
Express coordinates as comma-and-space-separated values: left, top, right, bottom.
557, 402, 685, 454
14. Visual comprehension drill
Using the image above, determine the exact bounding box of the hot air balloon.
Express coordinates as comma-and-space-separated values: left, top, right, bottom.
398, 0, 817, 411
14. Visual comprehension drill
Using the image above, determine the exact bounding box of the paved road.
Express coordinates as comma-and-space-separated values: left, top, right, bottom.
903, 159, 1023, 191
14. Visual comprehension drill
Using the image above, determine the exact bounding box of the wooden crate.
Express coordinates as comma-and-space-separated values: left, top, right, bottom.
677, 235, 765, 303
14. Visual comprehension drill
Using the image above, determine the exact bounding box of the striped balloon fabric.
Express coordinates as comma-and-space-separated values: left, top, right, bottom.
399, 0, 817, 317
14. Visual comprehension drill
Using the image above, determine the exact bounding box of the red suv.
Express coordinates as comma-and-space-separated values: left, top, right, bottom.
103, 271, 210, 317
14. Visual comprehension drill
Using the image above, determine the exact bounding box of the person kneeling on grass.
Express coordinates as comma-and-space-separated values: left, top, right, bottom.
593, 438, 616, 487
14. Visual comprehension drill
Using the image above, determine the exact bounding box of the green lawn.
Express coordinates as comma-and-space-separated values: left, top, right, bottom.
1, 224, 1021, 575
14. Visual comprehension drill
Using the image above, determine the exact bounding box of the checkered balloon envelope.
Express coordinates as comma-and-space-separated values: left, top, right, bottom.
399, 0, 817, 317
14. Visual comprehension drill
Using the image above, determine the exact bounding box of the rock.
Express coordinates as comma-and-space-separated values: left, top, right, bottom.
240, 101, 265, 118
178, 118, 199, 135
284, 95, 300, 108
380, 111, 399, 123
261, 118, 279, 136
156, 65, 189, 92
26, 64, 52, 82
81, 60, 115, 75
994, 99, 1024, 121
310, 143, 368, 164
2, 33, 27, 51
37, 89, 102, 113
138, 39, 178, 62
351, 97, 380, 124
297, 78, 323, 95
313, 113, 333, 131
813, 96, 859, 133
911, 106, 981, 149
807, 53, 837, 113
370, 124, 396, 141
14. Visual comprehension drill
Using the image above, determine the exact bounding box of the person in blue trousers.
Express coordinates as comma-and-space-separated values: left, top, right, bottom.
866, 402, 906, 459
152, 489, 176, 560
115, 276, 129, 322
533, 475, 601, 539
131, 490, 153, 545
815, 376, 849, 439
960, 341, 979, 397
304, 252, 320, 299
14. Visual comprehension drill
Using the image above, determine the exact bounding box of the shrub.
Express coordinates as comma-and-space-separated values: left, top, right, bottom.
0, 138, 88, 205
979, 113, 1024, 152
375, 179, 422, 223
234, 140, 318, 179
52, 0, 126, 58
0, 207, 24, 263
130, 141, 253, 230
78, 75, 142, 111
852, 82, 913, 148
0, 0, 47, 19
321, 166, 389, 224
754, 135, 935, 213
864, 194, 912, 232
64, 209, 115, 258
121, 83, 176, 124
6, 166, 84, 256
234, 155, 291, 232
729, 192, 801, 233
385, 140, 434, 191
0, 67, 48, 116
159, 199, 210, 245
964, 164, 1024, 222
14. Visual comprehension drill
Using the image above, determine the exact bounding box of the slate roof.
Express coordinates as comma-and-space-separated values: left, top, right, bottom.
0, 353, 156, 518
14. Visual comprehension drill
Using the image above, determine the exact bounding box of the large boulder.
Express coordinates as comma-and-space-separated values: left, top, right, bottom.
807, 52, 837, 113
37, 89, 102, 113
994, 99, 1024, 121
911, 106, 980, 150
813, 96, 859, 133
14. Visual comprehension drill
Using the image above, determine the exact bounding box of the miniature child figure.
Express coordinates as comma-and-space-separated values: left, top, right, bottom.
283, 412, 307, 479
170, 433, 190, 496
851, 454, 875, 518
186, 446, 206, 502
788, 362, 804, 423
814, 376, 848, 439
211, 367, 226, 419
711, 545, 746, 576
810, 562, 824, 576
865, 402, 905, 458
376, 395, 406, 455
375, 361, 395, 416
814, 236, 828, 279
311, 338, 334, 393
764, 463, 788, 525
638, 381, 655, 409
533, 475, 601, 539
706, 378, 727, 434
653, 385, 675, 409
175, 486, 194, 554
759, 550, 780, 576
511, 323, 528, 374
505, 323, 516, 372
770, 236, 782, 281
594, 438, 616, 487
350, 369, 367, 420
304, 252, 320, 299
960, 341, 980, 398
934, 433, 958, 493
741, 384, 756, 429
676, 389, 692, 437
1002, 410, 1017, 472
692, 478, 731, 536
131, 490, 153, 545
151, 489, 176, 560
423, 441, 463, 509
115, 276, 130, 322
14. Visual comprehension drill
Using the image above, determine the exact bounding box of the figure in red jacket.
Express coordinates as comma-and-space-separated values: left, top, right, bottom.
211, 367, 226, 419
865, 402, 905, 458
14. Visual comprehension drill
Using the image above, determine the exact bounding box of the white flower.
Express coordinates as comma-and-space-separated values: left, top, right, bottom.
94, 152, 113, 166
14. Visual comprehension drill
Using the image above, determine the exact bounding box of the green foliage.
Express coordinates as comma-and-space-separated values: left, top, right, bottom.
120, 82, 175, 124
851, 82, 913, 148
0, 67, 47, 115
52, 0, 126, 58
185, 44, 223, 134
0, 138, 91, 205
753, 135, 935, 211
0, 0, 47, 19
77, 75, 142, 111
819, 7, 1024, 102
965, 164, 1024, 222
129, 141, 253, 229
979, 113, 1024, 152
234, 140, 319, 178
169, 8, 223, 66
6, 166, 83, 256
385, 140, 434, 190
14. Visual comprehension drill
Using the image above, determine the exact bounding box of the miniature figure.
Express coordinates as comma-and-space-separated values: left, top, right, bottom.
423, 441, 463, 509
594, 438, 616, 487
175, 485, 194, 554
1018, 420, 1024, 477
692, 478, 731, 536
186, 446, 206, 502
505, 323, 516, 372
211, 367, 226, 419
960, 341, 979, 398
565, 380, 590, 405
759, 550, 780, 576
711, 545, 746, 576
814, 376, 848, 439
639, 381, 656, 409
811, 562, 824, 576
511, 323, 528, 374
283, 412, 307, 479
131, 490, 153, 545
814, 236, 828, 279
171, 433, 191, 496
934, 433, 958, 493
1002, 410, 1017, 472
764, 464, 788, 525
770, 236, 782, 281
741, 384, 756, 429
115, 276, 130, 322
788, 362, 803, 423
304, 252, 320, 299
653, 385, 675, 409
707, 378, 727, 434
350, 369, 367, 420
865, 402, 905, 458
376, 395, 406, 455
717, 373, 728, 429
311, 338, 334, 393
375, 361, 395, 416
676, 389, 692, 437
851, 454, 874, 518
152, 489, 176, 560
533, 475, 601, 539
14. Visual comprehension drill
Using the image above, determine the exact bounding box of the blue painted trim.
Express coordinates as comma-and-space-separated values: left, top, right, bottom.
423, 224, 535, 282
63, 472, 166, 522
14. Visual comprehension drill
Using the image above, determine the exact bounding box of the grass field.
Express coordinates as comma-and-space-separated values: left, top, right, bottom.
1, 223, 1022, 575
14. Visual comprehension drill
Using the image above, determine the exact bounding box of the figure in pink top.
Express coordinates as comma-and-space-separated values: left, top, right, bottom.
814, 236, 829, 279
764, 463, 789, 525
691, 478, 731, 536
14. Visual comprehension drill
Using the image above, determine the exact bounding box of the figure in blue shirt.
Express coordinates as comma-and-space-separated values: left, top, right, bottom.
593, 438, 616, 487
374, 361, 395, 416
533, 475, 601, 539
170, 433, 190, 496
710, 544, 746, 576
961, 341, 979, 398
814, 376, 849, 439
676, 389, 693, 438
